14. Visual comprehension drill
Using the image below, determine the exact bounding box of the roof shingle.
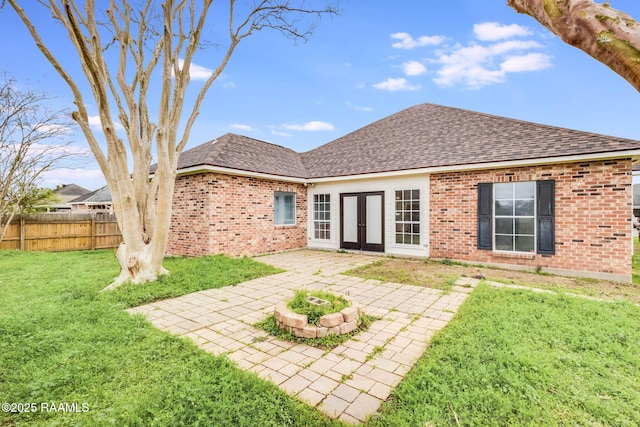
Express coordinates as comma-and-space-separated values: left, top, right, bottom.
300, 103, 640, 178
175, 133, 307, 178
174, 103, 640, 179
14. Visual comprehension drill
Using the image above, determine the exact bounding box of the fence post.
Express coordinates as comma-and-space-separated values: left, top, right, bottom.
20, 217, 25, 251
91, 217, 96, 250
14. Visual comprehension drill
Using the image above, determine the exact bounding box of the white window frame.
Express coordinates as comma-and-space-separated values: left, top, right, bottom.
394, 189, 421, 246
493, 181, 536, 253
313, 194, 331, 240
274, 191, 296, 226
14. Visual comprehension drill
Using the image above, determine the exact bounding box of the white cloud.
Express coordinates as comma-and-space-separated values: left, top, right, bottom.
391, 32, 445, 49
402, 60, 427, 76
282, 121, 335, 131
40, 167, 106, 190
88, 115, 124, 132
271, 129, 293, 137
500, 53, 553, 73
432, 30, 551, 88
177, 59, 214, 81
346, 102, 374, 112
474, 22, 531, 41
373, 77, 421, 92
229, 123, 255, 131
36, 123, 73, 135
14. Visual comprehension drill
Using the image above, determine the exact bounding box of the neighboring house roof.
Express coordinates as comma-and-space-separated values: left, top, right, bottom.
172, 133, 308, 178
55, 183, 92, 205
68, 185, 112, 205
172, 103, 640, 180
59, 183, 91, 197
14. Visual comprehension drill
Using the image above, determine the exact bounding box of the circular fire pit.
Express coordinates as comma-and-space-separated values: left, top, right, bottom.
274, 295, 362, 339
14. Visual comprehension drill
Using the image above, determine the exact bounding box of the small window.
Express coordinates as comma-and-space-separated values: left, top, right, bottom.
494, 182, 535, 252
395, 189, 420, 245
313, 194, 331, 239
274, 192, 295, 225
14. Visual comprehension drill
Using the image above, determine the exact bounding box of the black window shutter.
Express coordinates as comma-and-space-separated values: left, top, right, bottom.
537, 180, 555, 255
477, 183, 492, 250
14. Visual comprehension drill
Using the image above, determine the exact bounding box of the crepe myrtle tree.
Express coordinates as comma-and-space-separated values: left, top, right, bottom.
0, 77, 77, 244
4, 0, 337, 289
508, 0, 640, 92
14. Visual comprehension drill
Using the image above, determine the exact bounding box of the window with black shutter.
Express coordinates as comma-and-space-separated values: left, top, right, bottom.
477, 180, 555, 255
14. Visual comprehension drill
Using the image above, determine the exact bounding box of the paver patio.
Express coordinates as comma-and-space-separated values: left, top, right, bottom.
128, 250, 477, 424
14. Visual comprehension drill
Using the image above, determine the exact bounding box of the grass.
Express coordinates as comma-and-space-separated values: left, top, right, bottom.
287, 289, 351, 326
106, 254, 284, 308
2, 247, 640, 426
348, 254, 640, 304
0, 250, 339, 427
370, 284, 640, 426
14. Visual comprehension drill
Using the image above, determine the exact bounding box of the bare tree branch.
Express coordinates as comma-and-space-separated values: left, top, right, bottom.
5, 0, 338, 287
0, 77, 83, 242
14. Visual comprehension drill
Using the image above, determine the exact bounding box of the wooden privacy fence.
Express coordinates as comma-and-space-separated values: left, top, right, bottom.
1, 213, 122, 252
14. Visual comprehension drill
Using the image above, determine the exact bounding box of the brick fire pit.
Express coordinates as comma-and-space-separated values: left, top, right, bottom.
274, 299, 362, 339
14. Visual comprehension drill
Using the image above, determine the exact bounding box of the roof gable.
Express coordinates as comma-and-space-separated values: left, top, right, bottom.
174, 103, 640, 180
300, 103, 640, 178
175, 133, 307, 178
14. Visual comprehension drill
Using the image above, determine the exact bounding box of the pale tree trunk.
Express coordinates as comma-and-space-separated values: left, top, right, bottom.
508, 0, 640, 91
7, 0, 337, 289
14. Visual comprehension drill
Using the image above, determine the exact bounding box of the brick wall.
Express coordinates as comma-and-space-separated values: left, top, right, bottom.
430, 159, 632, 279
167, 172, 307, 257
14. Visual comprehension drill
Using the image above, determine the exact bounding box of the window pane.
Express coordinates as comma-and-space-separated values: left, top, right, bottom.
515, 200, 534, 216
495, 200, 513, 216
495, 218, 513, 234
515, 236, 535, 252
514, 181, 535, 199
515, 218, 534, 235
312, 193, 330, 238
495, 235, 513, 251
395, 188, 420, 245
495, 183, 513, 199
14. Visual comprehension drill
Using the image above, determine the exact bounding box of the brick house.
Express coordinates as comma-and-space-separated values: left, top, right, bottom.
166, 103, 640, 282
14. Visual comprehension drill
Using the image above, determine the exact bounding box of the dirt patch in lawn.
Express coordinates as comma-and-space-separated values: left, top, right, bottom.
347, 259, 640, 305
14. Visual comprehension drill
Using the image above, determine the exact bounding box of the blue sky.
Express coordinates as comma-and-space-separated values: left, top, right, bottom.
1, 1, 639, 191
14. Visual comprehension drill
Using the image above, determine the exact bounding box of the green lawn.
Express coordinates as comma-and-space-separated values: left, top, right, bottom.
1, 249, 639, 426
0, 250, 338, 426
370, 285, 640, 426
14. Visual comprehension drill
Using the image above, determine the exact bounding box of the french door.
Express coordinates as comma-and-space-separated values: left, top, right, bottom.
340, 192, 384, 252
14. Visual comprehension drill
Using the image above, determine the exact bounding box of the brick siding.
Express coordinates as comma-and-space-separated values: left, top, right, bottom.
167, 172, 307, 257
430, 159, 632, 278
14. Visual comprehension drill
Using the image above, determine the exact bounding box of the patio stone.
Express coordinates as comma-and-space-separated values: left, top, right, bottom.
129, 249, 476, 423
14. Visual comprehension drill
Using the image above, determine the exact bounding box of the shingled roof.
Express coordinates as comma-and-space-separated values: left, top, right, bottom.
174, 133, 307, 178
300, 103, 640, 178
174, 103, 640, 179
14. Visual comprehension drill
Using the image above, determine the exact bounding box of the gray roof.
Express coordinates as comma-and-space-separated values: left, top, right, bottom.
174, 133, 307, 178
58, 183, 91, 196
69, 186, 112, 204
174, 103, 640, 179
301, 103, 640, 178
